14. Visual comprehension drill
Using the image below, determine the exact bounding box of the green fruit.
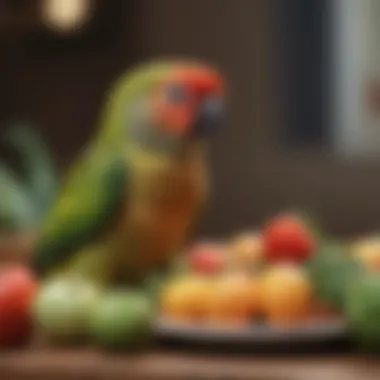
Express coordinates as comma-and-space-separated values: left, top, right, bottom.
345, 273, 380, 347
307, 241, 363, 310
90, 290, 153, 350
33, 276, 101, 343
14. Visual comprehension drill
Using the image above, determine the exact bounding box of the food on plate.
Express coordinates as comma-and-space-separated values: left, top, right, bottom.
188, 241, 227, 275
260, 263, 312, 326
262, 213, 316, 264
247, 274, 264, 317
160, 275, 213, 322
206, 271, 254, 326
228, 232, 263, 269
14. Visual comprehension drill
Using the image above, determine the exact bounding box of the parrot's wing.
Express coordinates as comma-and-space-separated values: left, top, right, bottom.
33, 150, 129, 277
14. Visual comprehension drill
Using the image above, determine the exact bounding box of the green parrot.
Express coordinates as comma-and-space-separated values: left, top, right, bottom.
33, 60, 225, 287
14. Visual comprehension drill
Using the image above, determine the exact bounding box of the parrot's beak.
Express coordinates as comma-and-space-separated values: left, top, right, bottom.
175, 67, 225, 139
191, 95, 224, 138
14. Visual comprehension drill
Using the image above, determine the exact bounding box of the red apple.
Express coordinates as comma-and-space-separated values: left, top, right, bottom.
262, 213, 315, 264
0, 265, 38, 346
188, 242, 226, 275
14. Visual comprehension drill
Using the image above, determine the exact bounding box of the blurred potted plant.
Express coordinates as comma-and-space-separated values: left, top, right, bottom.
0, 123, 58, 264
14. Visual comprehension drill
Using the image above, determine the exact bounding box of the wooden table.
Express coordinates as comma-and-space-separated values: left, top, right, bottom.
0, 349, 379, 380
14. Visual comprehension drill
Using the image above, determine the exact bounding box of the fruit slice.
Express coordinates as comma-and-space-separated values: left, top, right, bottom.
261, 264, 312, 327
228, 232, 263, 269
188, 241, 227, 275
160, 275, 213, 322
206, 272, 253, 326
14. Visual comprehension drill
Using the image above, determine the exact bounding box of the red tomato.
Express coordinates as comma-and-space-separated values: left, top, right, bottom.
0, 266, 38, 346
263, 214, 315, 264
189, 242, 226, 275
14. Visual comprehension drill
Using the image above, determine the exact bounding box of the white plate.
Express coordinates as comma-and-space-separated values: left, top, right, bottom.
154, 317, 347, 344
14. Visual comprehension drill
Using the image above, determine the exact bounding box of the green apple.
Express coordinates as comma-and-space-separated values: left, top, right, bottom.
33, 276, 101, 344
89, 289, 153, 351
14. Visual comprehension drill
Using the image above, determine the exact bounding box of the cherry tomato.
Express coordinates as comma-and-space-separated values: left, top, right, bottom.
263, 214, 315, 264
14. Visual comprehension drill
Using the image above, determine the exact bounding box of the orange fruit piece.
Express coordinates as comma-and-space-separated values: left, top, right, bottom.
260, 264, 312, 327
247, 275, 264, 317
206, 271, 253, 327
160, 276, 213, 323
228, 232, 263, 268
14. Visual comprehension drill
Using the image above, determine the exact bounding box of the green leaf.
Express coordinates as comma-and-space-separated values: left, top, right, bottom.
0, 165, 37, 230
3, 123, 58, 224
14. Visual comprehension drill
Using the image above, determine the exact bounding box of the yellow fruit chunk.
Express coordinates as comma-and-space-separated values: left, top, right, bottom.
351, 237, 380, 271
228, 232, 263, 268
160, 276, 213, 323
206, 272, 253, 326
247, 275, 264, 317
261, 264, 312, 327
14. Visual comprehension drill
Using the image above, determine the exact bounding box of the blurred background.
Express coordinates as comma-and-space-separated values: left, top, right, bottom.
1, 0, 380, 239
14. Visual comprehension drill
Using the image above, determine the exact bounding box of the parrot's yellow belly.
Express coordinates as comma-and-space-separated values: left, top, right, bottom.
120, 148, 208, 278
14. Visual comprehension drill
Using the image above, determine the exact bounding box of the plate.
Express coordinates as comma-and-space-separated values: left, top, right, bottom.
154, 317, 347, 345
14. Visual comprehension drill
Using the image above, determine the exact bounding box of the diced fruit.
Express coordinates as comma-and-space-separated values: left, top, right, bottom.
260, 264, 312, 326
262, 213, 315, 264
247, 275, 264, 317
228, 232, 263, 269
0, 265, 37, 346
160, 275, 213, 322
206, 272, 253, 326
90, 290, 153, 350
33, 276, 101, 343
188, 242, 227, 275
351, 237, 380, 272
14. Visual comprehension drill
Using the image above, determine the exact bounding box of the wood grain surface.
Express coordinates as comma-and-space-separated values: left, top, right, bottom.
0, 349, 379, 380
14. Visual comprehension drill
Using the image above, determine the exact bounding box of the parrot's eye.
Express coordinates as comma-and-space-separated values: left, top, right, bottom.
165, 85, 189, 104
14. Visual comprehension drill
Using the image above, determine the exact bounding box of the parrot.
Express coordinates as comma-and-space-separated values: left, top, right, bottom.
32, 59, 225, 288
